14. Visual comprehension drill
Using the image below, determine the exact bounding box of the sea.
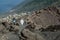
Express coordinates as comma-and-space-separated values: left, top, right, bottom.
0, 0, 24, 13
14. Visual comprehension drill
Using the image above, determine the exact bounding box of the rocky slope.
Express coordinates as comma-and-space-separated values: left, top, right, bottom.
0, 7, 60, 40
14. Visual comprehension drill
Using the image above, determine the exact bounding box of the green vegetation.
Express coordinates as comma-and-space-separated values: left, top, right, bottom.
11, 0, 59, 13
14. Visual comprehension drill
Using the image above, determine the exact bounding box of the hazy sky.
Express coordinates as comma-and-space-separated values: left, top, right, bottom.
0, 0, 24, 13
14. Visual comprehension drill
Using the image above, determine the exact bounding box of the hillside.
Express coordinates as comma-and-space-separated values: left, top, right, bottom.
0, 7, 60, 40
2, 0, 60, 17
9, 0, 59, 14
0, 0, 60, 40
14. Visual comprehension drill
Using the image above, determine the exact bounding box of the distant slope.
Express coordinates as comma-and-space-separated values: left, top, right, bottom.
5, 0, 60, 15
11, 0, 59, 13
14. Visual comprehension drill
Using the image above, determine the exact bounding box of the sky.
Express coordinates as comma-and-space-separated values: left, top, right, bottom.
0, 0, 24, 13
